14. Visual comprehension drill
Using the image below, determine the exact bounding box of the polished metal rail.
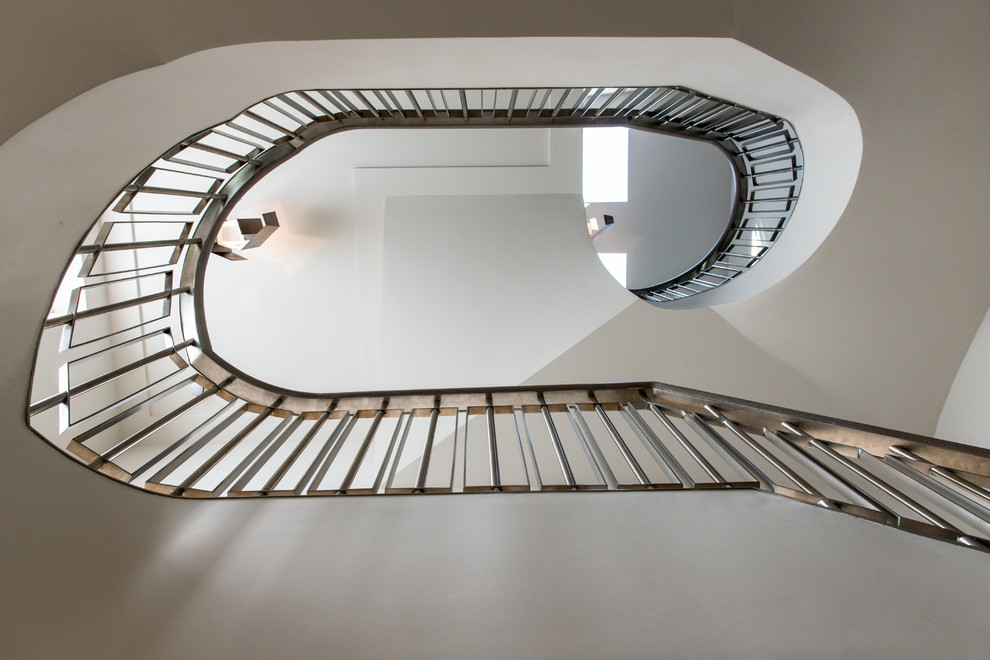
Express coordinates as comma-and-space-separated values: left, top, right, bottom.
69, 87, 803, 310
29, 86, 990, 553
29, 86, 801, 419
27, 351, 990, 553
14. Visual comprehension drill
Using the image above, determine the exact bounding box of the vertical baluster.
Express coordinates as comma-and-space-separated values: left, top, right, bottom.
130, 398, 243, 485
648, 404, 726, 486
486, 396, 501, 491
212, 414, 298, 496
787, 424, 974, 542
338, 403, 388, 493
591, 394, 649, 488
170, 398, 283, 496
767, 427, 893, 522
623, 402, 693, 487
882, 454, 990, 533
569, 404, 616, 490
413, 399, 441, 492
261, 405, 334, 495
705, 405, 835, 508
295, 412, 355, 495
539, 393, 575, 489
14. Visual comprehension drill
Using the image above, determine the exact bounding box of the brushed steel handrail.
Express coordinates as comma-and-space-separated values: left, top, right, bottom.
32, 88, 990, 553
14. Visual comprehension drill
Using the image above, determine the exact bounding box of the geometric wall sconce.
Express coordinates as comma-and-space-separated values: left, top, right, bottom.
587, 213, 614, 240
212, 211, 280, 261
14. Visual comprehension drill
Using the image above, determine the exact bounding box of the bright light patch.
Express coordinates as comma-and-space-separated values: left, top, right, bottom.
583, 127, 628, 204
597, 252, 627, 287
217, 220, 249, 251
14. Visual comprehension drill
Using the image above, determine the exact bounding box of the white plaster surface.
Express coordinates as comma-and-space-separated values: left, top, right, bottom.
379, 194, 632, 389
938, 304, 990, 449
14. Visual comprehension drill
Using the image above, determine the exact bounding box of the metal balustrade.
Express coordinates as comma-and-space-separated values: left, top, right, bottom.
49, 86, 803, 309
27, 364, 990, 552
30, 86, 990, 553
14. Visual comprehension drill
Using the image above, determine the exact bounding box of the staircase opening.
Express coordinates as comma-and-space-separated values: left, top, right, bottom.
204, 125, 734, 392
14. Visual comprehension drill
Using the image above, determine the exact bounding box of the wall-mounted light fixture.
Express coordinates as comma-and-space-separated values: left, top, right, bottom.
212, 211, 280, 261
587, 213, 614, 240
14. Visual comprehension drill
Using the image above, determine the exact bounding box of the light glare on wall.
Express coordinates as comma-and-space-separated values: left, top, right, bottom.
582, 127, 628, 204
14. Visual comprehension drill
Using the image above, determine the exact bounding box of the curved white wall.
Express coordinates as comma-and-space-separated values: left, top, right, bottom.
937, 302, 990, 449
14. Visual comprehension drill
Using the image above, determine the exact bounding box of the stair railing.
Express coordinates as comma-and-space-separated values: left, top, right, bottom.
31, 89, 990, 553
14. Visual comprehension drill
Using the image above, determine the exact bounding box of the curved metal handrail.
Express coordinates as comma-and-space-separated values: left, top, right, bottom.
629, 110, 802, 301
26, 360, 990, 553
145, 86, 802, 311
23, 105, 990, 554
40, 87, 990, 553
30, 85, 806, 411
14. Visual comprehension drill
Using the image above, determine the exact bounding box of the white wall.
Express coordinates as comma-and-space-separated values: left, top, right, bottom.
5, 479, 990, 659
938, 304, 990, 449
379, 194, 632, 389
